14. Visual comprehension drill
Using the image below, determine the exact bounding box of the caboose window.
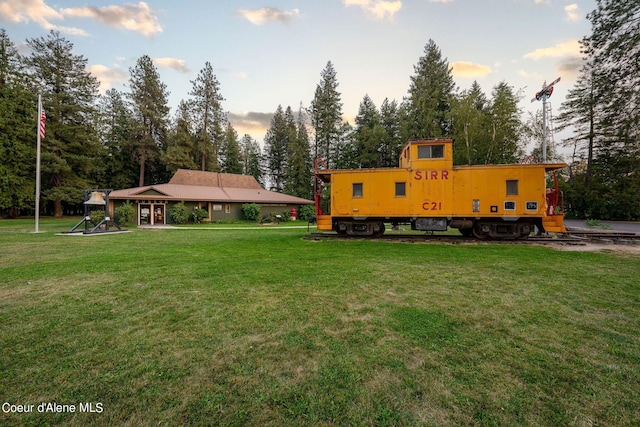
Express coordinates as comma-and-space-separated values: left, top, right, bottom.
395, 182, 406, 197
506, 180, 518, 195
417, 145, 444, 159
353, 183, 363, 198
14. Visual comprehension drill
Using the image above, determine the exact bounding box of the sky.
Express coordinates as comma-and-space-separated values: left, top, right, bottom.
0, 0, 595, 150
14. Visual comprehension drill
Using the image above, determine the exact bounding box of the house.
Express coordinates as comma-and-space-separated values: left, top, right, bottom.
108, 169, 313, 226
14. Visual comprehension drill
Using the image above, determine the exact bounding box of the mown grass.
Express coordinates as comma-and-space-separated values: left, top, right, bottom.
1, 218, 639, 426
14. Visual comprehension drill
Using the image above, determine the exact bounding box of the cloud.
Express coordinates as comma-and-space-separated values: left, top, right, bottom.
556, 56, 584, 78
228, 111, 273, 132
237, 7, 299, 25
343, 0, 402, 20
152, 57, 190, 73
88, 64, 128, 94
0, 0, 162, 37
60, 2, 162, 37
451, 61, 491, 78
0, 0, 87, 35
564, 4, 581, 22
430, 0, 454, 3
523, 39, 581, 60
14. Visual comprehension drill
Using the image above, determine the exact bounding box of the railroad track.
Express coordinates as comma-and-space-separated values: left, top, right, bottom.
305, 229, 640, 246
562, 228, 640, 245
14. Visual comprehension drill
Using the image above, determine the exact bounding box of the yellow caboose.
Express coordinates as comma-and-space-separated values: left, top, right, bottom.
314, 138, 567, 238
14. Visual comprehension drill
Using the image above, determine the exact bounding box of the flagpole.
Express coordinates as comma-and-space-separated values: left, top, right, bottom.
35, 93, 42, 233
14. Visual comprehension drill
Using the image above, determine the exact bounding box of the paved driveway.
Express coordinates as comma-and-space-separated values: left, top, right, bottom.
564, 219, 640, 234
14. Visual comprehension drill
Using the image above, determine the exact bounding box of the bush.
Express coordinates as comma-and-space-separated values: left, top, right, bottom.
192, 207, 208, 224
89, 209, 105, 226
169, 202, 189, 224
115, 201, 135, 226
298, 204, 315, 221
241, 203, 261, 221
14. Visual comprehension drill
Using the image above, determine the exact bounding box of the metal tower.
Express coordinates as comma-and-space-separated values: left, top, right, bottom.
531, 77, 560, 162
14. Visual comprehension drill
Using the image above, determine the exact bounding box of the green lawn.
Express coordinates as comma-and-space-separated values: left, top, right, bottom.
1, 218, 639, 426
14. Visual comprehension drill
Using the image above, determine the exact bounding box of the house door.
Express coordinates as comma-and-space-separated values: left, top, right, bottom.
140, 204, 151, 225
154, 205, 165, 225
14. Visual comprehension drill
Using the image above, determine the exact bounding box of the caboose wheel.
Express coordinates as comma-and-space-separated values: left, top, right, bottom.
473, 223, 489, 239
459, 228, 473, 237
372, 222, 385, 238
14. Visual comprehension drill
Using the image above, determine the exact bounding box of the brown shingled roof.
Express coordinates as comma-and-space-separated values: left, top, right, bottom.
109, 170, 313, 205
169, 169, 262, 189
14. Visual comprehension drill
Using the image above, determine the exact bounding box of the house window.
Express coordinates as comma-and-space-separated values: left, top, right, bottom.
417, 145, 444, 159
225, 204, 231, 214
506, 180, 518, 196
213, 204, 222, 211
353, 183, 363, 198
395, 182, 406, 197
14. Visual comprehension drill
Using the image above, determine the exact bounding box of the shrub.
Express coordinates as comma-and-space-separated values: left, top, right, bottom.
169, 202, 189, 224
241, 203, 261, 221
298, 204, 315, 221
115, 201, 135, 226
192, 207, 208, 224
89, 209, 105, 226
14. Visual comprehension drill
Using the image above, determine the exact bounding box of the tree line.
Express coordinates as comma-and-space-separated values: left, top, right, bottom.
1, 0, 638, 219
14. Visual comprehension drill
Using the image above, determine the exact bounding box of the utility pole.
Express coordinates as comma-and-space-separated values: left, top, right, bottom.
531, 77, 560, 162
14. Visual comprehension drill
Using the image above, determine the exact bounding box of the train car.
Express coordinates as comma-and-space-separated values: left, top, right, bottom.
314, 138, 567, 239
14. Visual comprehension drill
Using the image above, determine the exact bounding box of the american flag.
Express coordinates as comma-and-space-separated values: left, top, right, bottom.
39, 107, 46, 139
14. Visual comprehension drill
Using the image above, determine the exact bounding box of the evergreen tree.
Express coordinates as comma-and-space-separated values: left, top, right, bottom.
0, 30, 34, 215
284, 107, 313, 199
189, 62, 225, 171
379, 98, 403, 167
405, 39, 455, 139
485, 81, 523, 164
450, 81, 489, 165
220, 121, 243, 174
164, 100, 197, 174
264, 105, 290, 191
240, 134, 263, 186
26, 30, 100, 217
332, 122, 358, 170
353, 94, 384, 168
310, 61, 343, 168
556, 61, 600, 185
586, 0, 640, 143
128, 55, 170, 186
97, 88, 139, 189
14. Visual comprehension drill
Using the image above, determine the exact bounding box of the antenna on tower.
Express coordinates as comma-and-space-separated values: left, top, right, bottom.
531, 76, 560, 162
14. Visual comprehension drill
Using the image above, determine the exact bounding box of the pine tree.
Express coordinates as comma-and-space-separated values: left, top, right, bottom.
220, 122, 243, 174
240, 134, 263, 186
379, 98, 403, 167
310, 61, 343, 168
332, 122, 358, 170
450, 81, 489, 165
405, 39, 455, 139
189, 62, 225, 171
586, 0, 640, 143
264, 105, 290, 191
97, 88, 139, 189
129, 55, 170, 186
284, 107, 313, 199
0, 30, 35, 215
164, 100, 197, 174
353, 94, 384, 168
556, 61, 600, 185
486, 81, 523, 164
26, 30, 100, 217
